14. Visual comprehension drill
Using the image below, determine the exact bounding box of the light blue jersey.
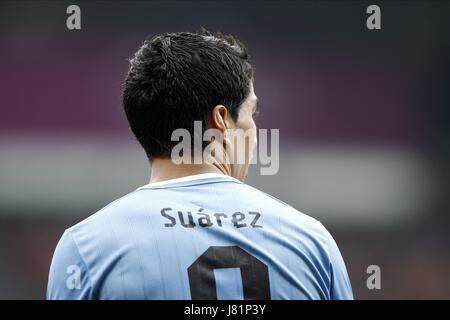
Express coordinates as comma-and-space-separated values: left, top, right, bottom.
47, 173, 353, 300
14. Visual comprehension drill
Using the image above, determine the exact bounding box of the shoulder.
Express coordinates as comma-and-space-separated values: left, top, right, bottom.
67, 187, 156, 234
241, 183, 327, 227
241, 182, 337, 253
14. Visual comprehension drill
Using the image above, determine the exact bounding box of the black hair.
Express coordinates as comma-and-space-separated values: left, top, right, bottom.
123, 29, 253, 159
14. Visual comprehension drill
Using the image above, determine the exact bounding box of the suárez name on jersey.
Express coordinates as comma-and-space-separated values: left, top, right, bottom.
160, 208, 263, 229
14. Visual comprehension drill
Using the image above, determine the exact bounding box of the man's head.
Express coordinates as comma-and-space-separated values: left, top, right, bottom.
123, 30, 258, 180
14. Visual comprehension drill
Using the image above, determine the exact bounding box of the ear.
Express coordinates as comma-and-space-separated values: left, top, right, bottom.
209, 105, 233, 132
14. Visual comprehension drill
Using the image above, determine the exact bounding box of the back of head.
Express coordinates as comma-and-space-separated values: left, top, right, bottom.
123, 30, 254, 159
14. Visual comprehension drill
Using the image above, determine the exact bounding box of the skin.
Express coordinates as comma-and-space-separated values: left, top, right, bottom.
149, 82, 258, 183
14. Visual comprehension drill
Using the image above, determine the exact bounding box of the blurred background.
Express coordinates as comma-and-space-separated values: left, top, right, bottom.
0, 0, 449, 299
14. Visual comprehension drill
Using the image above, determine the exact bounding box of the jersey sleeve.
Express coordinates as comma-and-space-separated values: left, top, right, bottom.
47, 230, 93, 300
321, 224, 354, 300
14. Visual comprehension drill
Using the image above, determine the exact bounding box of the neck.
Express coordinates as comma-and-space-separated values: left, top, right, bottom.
149, 158, 231, 184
